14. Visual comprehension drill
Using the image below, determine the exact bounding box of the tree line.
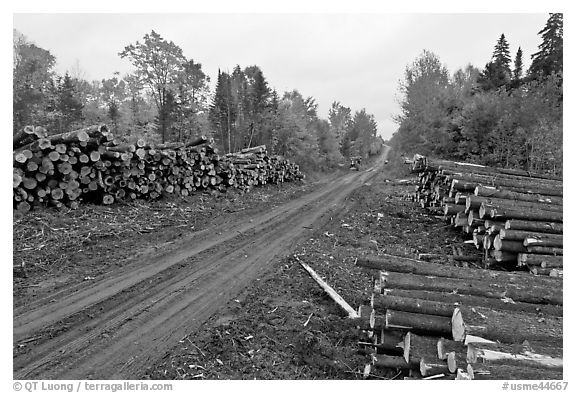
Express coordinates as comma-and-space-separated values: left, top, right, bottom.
13, 29, 383, 172
390, 13, 562, 175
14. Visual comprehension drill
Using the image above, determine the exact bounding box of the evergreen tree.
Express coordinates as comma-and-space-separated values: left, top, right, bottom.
478, 35, 512, 90
493, 34, 511, 70
512, 47, 523, 86
56, 72, 84, 132
529, 13, 563, 78
209, 70, 236, 153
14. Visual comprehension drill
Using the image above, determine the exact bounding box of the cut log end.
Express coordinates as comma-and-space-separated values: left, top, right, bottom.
451, 308, 465, 342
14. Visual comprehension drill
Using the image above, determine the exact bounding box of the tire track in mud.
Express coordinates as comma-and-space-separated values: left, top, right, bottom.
14, 149, 388, 379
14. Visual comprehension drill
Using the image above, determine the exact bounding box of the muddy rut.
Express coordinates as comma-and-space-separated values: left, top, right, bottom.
13, 148, 389, 379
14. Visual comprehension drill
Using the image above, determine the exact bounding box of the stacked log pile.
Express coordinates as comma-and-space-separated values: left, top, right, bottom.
13, 125, 304, 213
406, 154, 563, 277
355, 254, 563, 380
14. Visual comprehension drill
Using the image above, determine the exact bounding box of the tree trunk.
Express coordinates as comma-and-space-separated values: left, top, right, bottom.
371, 354, 413, 370
371, 293, 455, 318
500, 229, 563, 242
357, 254, 560, 286
402, 332, 441, 363
467, 342, 562, 369
467, 363, 563, 380
420, 357, 450, 377
437, 337, 467, 360
505, 219, 563, 234
466, 195, 562, 213
526, 245, 563, 255
491, 207, 563, 223
379, 270, 562, 305
460, 307, 563, 345
446, 351, 468, 373
380, 288, 562, 316
493, 236, 527, 253
518, 254, 562, 268
475, 185, 563, 205
524, 237, 563, 248
385, 309, 453, 337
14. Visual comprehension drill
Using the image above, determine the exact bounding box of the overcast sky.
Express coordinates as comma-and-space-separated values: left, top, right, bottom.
13, 13, 549, 140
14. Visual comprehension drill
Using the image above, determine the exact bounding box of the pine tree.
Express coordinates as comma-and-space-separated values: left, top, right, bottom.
57, 72, 84, 132
511, 47, 523, 88
478, 35, 512, 90
513, 47, 523, 81
209, 70, 236, 153
493, 34, 512, 71
529, 13, 563, 78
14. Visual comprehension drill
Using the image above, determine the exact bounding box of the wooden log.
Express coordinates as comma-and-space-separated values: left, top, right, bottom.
402, 332, 441, 363
376, 329, 405, 355
467, 195, 562, 213
490, 250, 518, 263
456, 368, 473, 380
467, 210, 483, 227
454, 212, 468, 227
526, 245, 563, 255
505, 219, 563, 234
491, 207, 563, 223
46, 124, 109, 145
482, 234, 495, 250
518, 254, 562, 268
460, 307, 563, 345
369, 309, 386, 331
299, 260, 359, 318
467, 363, 563, 380
385, 309, 453, 337
467, 342, 562, 369
379, 270, 562, 306
524, 237, 563, 248
444, 204, 466, 216
500, 229, 563, 242
446, 351, 468, 373
475, 185, 563, 205
356, 254, 559, 286
371, 354, 413, 370
371, 293, 455, 318
454, 193, 469, 205
13, 125, 39, 149
493, 236, 527, 253
530, 266, 556, 276
437, 337, 467, 360
420, 357, 450, 377
550, 269, 563, 278
472, 232, 484, 249
450, 172, 562, 190
452, 178, 563, 198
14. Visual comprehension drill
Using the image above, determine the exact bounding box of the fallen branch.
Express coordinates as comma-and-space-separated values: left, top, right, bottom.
297, 257, 359, 319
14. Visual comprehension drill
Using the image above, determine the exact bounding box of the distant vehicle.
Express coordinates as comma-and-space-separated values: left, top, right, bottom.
349, 156, 362, 171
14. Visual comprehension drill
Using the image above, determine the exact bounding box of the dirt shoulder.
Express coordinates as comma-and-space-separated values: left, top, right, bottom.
13, 179, 323, 311
143, 165, 475, 380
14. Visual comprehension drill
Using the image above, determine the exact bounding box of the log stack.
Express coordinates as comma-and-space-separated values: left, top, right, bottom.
13, 125, 304, 213
356, 254, 563, 380
407, 154, 563, 277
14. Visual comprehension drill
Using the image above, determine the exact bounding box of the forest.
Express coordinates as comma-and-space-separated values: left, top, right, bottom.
13, 30, 383, 174
390, 13, 563, 176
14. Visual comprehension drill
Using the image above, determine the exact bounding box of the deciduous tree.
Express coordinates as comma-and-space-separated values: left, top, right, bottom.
119, 30, 187, 142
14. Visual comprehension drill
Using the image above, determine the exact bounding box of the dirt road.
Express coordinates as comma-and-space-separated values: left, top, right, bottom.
13, 147, 389, 380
